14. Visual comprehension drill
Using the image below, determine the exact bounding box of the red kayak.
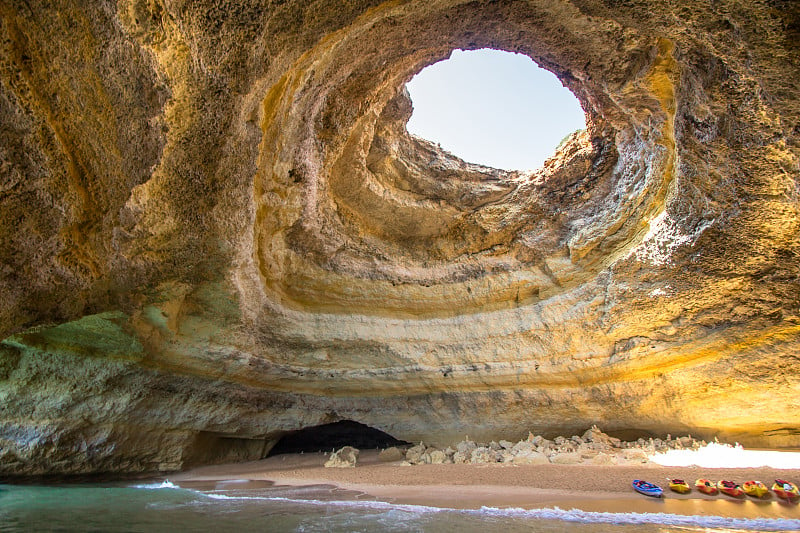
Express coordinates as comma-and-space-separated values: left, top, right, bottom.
695, 479, 718, 495
773, 479, 800, 501
717, 480, 744, 497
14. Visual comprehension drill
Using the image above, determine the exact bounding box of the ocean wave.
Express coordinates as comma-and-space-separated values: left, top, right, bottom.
475, 506, 800, 531
203, 493, 446, 512
130, 480, 180, 490
199, 492, 800, 531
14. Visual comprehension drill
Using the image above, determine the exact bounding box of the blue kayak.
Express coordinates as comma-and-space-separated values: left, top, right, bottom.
633, 479, 663, 498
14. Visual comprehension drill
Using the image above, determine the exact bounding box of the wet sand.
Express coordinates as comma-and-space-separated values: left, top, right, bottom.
173, 450, 800, 520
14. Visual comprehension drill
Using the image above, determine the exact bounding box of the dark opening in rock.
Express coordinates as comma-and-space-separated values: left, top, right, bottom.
184, 431, 270, 468
267, 420, 410, 456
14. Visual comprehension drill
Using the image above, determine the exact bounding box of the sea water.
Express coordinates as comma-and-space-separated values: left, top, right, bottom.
1, 481, 799, 532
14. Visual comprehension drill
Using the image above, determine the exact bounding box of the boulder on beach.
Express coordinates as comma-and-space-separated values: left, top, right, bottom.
428, 450, 448, 464
621, 448, 649, 463
591, 452, 616, 465
549, 452, 583, 465
470, 446, 500, 464
378, 446, 405, 462
324, 446, 359, 468
511, 451, 549, 465
405, 442, 427, 464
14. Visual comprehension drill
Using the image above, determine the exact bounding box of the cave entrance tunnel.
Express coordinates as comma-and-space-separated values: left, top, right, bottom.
267, 420, 410, 456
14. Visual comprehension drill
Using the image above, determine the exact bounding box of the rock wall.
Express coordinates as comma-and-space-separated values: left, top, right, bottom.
1, 0, 799, 475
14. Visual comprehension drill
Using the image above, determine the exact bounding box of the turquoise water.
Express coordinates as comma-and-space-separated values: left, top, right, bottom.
2, 481, 800, 532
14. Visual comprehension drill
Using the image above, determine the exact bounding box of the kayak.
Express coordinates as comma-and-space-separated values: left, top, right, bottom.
695, 478, 718, 495
633, 479, 663, 498
773, 479, 800, 501
718, 480, 744, 497
742, 480, 769, 498
668, 478, 691, 494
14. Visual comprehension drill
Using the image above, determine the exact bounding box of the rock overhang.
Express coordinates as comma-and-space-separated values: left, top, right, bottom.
0, 0, 798, 475
241, 1, 682, 385
250, 11, 649, 300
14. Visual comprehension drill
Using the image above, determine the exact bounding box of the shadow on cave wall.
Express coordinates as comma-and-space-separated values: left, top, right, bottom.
268, 420, 410, 456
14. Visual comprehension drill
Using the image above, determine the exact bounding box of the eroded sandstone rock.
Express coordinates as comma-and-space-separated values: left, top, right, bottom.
378, 446, 405, 462
405, 442, 428, 464
511, 452, 550, 466
382, 428, 706, 467
0, 0, 799, 475
324, 446, 359, 468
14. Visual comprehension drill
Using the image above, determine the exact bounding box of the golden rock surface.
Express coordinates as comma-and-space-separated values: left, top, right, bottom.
0, 0, 798, 474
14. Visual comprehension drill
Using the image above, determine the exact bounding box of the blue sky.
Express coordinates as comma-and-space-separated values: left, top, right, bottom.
405, 49, 586, 171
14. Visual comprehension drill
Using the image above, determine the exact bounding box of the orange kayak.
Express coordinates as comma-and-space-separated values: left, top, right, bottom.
742, 480, 769, 498
773, 479, 800, 500
695, 479, 718, 495
718, 480, 744, 497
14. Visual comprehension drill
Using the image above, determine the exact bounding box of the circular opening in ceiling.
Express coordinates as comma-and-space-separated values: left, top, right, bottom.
405, 48, 586, 171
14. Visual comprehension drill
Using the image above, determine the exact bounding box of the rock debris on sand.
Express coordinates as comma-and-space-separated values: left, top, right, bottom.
395, 426, 704, 466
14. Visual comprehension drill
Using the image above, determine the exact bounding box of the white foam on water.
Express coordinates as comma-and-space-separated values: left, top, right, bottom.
197, 492, 800, 531
130, 480, 180, 490
475, 506, 800, 532
204, 493, 442, 512
204, 493, 276, 501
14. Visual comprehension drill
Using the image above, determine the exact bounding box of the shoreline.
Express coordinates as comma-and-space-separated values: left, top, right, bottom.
173, 450, 800, 520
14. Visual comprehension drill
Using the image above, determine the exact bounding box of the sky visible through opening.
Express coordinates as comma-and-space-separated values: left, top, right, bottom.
406, 49, 586, 171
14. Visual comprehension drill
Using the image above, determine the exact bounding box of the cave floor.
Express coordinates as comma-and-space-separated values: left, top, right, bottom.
173, 450, 800, 519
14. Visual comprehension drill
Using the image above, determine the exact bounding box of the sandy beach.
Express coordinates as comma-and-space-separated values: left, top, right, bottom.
173, 450, 800, 520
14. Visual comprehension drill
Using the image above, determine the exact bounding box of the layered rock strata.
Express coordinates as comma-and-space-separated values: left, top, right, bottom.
0, 0, 799, 475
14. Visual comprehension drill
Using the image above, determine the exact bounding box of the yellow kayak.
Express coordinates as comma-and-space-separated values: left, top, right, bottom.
668, 478, 691, 494
742, 480, 769, 498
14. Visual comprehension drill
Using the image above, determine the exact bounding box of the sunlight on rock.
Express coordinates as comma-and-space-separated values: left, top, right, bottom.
1, 0, 799, 478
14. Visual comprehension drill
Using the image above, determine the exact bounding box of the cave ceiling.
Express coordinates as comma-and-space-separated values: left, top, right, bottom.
0, 0, 799, 474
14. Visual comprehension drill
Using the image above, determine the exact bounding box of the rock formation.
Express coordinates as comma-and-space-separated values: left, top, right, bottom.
324, 446, 359, 468
0, 0, 798, 475
352, 427, 706, 467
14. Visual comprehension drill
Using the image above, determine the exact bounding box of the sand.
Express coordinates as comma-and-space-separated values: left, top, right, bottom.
172, 450, 800, 520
